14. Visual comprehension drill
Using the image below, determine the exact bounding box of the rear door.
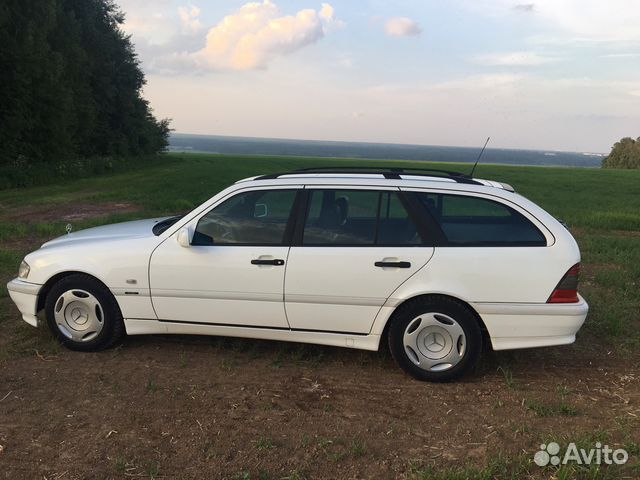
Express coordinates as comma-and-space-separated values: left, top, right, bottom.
284, 187, 435, 334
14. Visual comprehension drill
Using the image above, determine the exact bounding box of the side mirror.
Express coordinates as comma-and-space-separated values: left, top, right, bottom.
177, 227, 192, 248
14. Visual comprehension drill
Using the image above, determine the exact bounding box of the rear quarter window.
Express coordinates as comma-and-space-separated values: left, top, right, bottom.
416, 192, 547, 247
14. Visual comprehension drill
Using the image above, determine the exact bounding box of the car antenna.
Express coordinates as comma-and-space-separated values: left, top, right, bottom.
469, 136, 490, 178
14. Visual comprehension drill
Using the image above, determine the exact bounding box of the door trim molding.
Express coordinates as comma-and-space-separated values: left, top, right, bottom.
285, 293, 385, 307
150, 289, 282, 302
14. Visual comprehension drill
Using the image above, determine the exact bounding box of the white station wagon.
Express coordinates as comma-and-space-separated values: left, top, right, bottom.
7, 166, 588, 381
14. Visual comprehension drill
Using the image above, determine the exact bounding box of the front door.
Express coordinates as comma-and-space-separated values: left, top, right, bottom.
284, 188, 435, 334
149, 187, 300, 328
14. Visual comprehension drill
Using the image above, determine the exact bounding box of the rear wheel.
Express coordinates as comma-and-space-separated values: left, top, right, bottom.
45, 274, 125, 351
388, 296, 482, 382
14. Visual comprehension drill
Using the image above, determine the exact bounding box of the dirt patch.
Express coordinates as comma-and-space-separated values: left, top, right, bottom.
586, 263, 621, 272
0, 235, 49, 253
583, 263, 622, 280
0, 201, 140, 224
0, 326, 638, 479
571, 228, 640, 239
611, 230, 640, 237
568, 227, 585, 238
0, 201, 142, 252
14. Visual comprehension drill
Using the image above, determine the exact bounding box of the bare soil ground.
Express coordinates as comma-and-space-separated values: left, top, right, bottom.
0, 201, 139, 223
0, 200, 638, 479
0, 310, 639, 479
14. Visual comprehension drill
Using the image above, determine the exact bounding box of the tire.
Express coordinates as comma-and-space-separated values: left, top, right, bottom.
387, 296, 482, 382
45, 273, 125, 351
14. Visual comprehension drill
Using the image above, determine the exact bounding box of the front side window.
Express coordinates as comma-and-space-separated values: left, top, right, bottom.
415, 192, 546, 246
193, 189, 297, 245
302, 190, 422, 246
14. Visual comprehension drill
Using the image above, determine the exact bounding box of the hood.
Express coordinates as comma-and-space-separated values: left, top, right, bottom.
41, 217, 169, 249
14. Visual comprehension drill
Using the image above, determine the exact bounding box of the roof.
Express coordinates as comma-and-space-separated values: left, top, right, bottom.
235, 166, 515, 192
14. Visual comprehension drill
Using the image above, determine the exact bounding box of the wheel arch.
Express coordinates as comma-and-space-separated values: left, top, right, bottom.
380, 293, 489, 347
36, 271, 112, 312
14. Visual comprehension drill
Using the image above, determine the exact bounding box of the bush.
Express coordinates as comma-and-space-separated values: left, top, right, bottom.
0, 154, 162, 190
602, 137, 640, 169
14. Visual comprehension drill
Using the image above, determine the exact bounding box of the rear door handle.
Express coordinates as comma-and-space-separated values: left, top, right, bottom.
251, 259, 285, 266
375, 261, 411, 268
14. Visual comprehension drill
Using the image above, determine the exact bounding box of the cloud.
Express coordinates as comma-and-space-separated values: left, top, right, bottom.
122, 1, 338, 72
178, 5, 203, 34
602, 53, 640, 58
513, 3, 535, 12
431, 73, 529, 91
184, 1, 338, 71
533, 0, 640, 43
466, 0, 640, 44
119, 0, 177, 45
474, 51, 558, 66
384, 17, 422, 37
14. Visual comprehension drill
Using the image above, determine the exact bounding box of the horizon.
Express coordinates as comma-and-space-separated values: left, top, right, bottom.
120, 0, 640, 153
170, 131, 608, 155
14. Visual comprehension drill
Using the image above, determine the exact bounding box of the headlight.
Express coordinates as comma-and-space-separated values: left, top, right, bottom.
18, 260, 30, 279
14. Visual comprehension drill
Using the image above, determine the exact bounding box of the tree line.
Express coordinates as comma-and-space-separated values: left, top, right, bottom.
603, 137, 640, 169
0, 0, 169, 179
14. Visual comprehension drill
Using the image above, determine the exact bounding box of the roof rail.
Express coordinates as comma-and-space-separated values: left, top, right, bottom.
256, 165, 482, 185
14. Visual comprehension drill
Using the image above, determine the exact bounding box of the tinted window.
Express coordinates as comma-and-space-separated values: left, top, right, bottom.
377, 192, 421, 245
416, 193, 546, 246
303, 190, 422, 246
193, 189, 297, 245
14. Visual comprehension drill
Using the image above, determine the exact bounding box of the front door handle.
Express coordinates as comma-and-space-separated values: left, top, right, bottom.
375, 261, 411, 268
251, 258, 285, 266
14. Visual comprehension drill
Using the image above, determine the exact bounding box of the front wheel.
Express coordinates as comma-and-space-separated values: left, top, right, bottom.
45, 274, 125, 351
387, 296, 482, 382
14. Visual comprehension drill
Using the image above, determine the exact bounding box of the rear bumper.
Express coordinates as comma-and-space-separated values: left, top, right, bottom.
6, 278, 41, 327
472, 294, 589, 350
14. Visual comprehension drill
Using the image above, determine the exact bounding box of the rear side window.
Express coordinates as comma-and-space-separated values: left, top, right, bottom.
302, 190, 422, 246
415, 192, 546, 246
377, 192, 421, 245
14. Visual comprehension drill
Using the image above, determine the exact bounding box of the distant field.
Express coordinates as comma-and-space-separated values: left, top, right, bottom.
0, 152, 639, 479
167, 133, 606, 167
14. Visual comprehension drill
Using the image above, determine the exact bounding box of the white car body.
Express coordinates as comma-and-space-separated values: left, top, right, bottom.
7, 171, 588, 356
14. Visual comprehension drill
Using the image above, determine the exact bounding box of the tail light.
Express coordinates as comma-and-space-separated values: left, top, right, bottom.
548, 263, 580, 303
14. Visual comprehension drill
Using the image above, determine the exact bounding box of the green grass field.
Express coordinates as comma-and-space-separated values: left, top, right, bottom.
1, 152, 639, 479
1, 152, 639, 348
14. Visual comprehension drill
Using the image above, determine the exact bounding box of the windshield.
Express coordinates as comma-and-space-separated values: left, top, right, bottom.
152, 215, 184, 236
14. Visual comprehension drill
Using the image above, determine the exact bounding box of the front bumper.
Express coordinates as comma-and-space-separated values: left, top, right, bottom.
472, 294, 589, 350
6, 278, 42, 327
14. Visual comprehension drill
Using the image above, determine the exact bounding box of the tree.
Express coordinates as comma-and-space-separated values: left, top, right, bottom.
602, 137, 640, 169
0, 0, 169, 169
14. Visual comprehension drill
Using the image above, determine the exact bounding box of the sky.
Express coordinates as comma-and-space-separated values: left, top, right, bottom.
119, 0, 640, 153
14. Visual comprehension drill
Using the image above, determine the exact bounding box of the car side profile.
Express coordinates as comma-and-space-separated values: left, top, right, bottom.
7, 166, 588, 381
